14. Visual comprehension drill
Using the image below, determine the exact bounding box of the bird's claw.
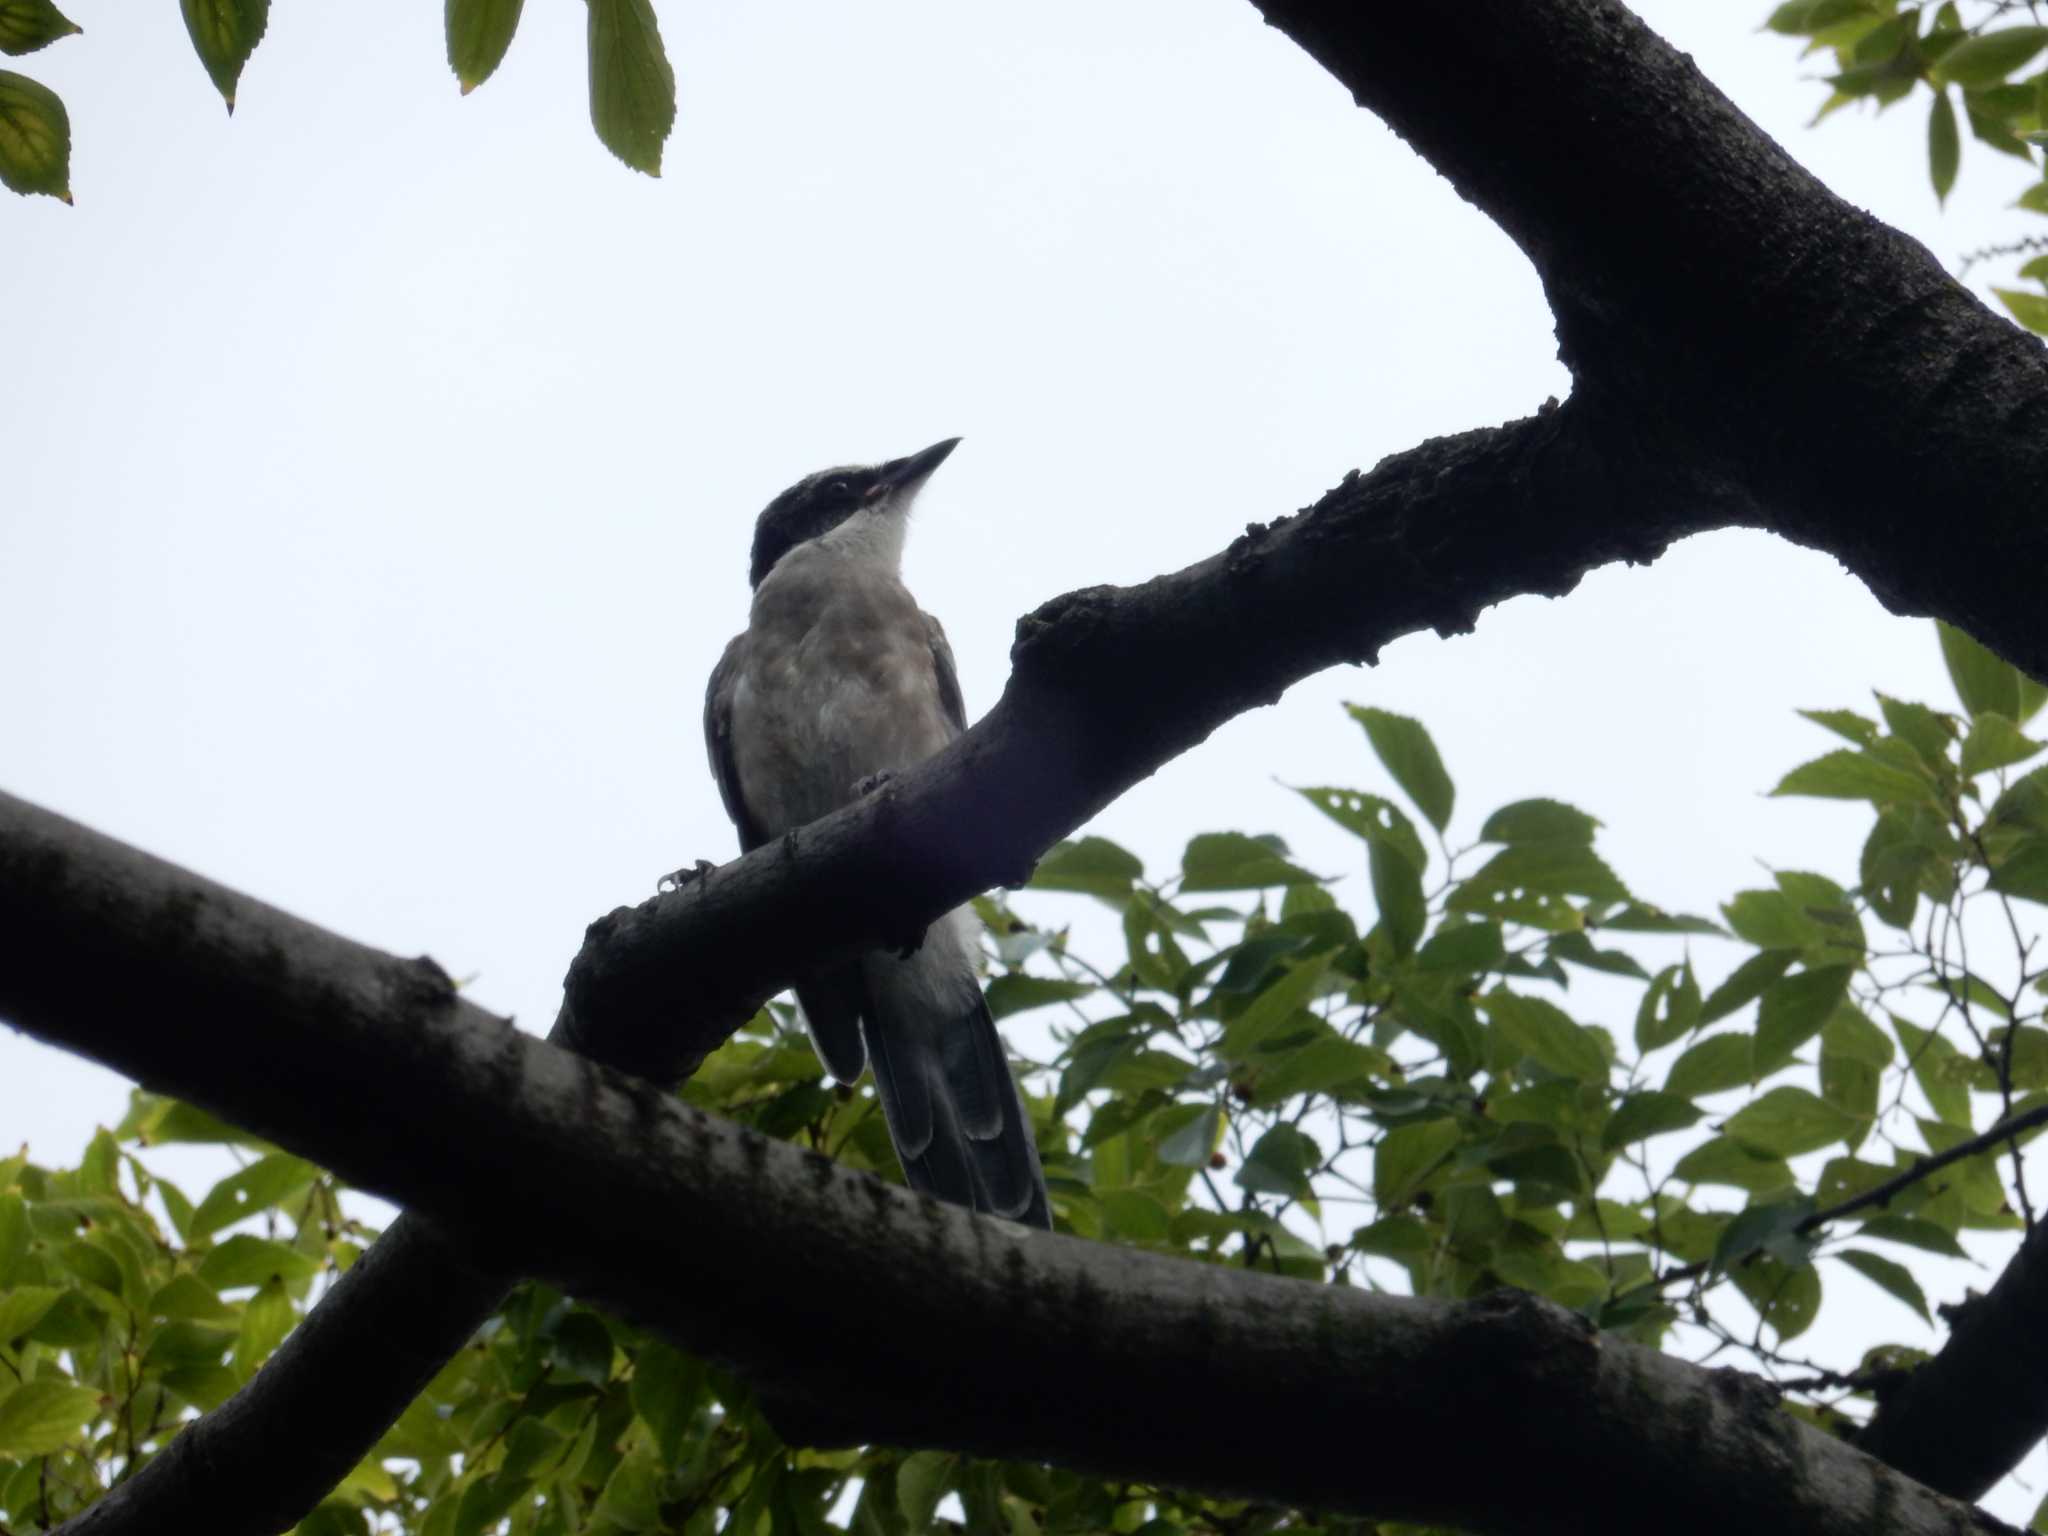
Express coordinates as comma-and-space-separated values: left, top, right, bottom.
851, 770, 895, 798
657, 859, 718, 894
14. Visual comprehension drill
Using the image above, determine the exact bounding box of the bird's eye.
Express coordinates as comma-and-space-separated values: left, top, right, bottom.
824, 477, 852, 499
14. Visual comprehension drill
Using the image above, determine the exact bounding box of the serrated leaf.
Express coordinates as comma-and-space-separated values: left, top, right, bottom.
1234, 1124, 1320, 1198
0, 1285, 62, 1344
1477, 798, 1599, 845
1837, 1248, 1932, 1322
1725, 1086, 1862, 1157
1940, 621, 2046, 722
189, 1153, 319, 1241
0, 67, 67, 200
1600, 1091, 1702, 1150
1221, 950, 1334, 1055
0, 0, 80, 56
587, 0, 675, 177
1799, 707, 1880, 746
1348, 706, 1454, 832
1700, 949, 1796, 1024
1672, 1135, 1796, 1194
0, 1378, 100, 1456
1996, 286, 2048, 334
1857, 1213, 1966, 1256
1372, 1118, 1460, 1207
232, 1277, 294, 1378
196, 1234, 319, 1291
1484, 991, 1609, 1083
1734, 1253, 1822, 1342
1156, 1104, 1224, 1167
1180, 831, 1317, 891
446, 0, 523, 93
983, 974, 1094, 1022
180, 0, 268, 112
1636, 962, 1702, 1051
1754, 966, 1853, 1078
897, 1451, 955, 1533
1934, 26, 2048, 87
1028, 837, 1141, 899
1713, 1196, 1817, 1274
1666, 1032, 1754, 1098
1771, 748, 1931, 805
1962, 712, 2045, 776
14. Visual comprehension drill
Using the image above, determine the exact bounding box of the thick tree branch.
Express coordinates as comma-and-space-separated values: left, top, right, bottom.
24, 399, 1729, 1536
1257, 0, 2048, 684
0, 796, 2013, 1536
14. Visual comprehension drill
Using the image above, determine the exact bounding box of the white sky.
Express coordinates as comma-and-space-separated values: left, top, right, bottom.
5, 0, 2045, 1520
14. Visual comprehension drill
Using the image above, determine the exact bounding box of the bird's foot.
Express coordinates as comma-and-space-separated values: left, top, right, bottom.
657, 859, 718, 895
850, 770, 895, 798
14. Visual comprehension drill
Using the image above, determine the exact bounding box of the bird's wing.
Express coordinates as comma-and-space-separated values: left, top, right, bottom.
923, 611, 968, 737
703, 633, 768, 853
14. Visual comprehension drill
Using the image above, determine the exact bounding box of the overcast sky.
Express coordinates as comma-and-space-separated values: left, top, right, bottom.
6, 0, 2044, 1518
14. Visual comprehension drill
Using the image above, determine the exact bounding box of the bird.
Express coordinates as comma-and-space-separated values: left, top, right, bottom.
703, 438, 1052, 1228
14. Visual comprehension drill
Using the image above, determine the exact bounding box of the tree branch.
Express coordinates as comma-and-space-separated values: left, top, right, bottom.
0, 795, 2012, 1536
20, 398, 1728, 1536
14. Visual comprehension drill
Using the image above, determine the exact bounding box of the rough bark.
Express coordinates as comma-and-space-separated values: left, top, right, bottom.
1856, 1220, 2048, 1500
0, 794, 2014, 1536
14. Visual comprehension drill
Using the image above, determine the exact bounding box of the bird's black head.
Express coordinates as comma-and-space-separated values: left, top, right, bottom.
748, 437, 961, 588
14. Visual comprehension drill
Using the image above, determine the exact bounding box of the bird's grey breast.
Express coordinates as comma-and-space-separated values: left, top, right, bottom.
729, 546, 959, 837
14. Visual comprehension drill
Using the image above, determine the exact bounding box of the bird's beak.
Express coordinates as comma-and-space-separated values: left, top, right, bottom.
868, 437, 962, 502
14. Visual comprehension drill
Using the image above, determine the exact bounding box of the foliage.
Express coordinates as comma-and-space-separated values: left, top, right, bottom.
0, 0, 674, 203
2, 622, 2044, 1533
1765, 0, 2048, 317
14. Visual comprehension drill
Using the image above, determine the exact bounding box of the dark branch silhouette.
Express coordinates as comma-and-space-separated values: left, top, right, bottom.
0, 793, 2002, 1536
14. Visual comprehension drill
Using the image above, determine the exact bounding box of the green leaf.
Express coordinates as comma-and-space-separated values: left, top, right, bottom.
983, 974, 1094, 1022
1770, 749, 1931, 805
1857, 1214, 1966, 1256
1799, 707, 1880, 746
1029, 837, 1142, 899
1249, 1032, 1388, 1103
1672, 1136, 1795, 1194
1180, 831, 1317, 891
1725, 1086, 1863, 1157
179, 0, 269, 112
630, 1338, 702, 1463
1820, 1005, 1889, 1123
1454, 841, 1629, 905
1483, 991, 1609, 1083
1996, 286, 2048, 335
1221, 950, 1334, 1055
1347, 706, 1454, 831
1934, 26, 2048, 87
233, 1277, 294, 1378
1837, 1248, 1932, 1323
1600, 1091, 1702, 1151
1712, 1196, 1818, 1275
1754, 966, 1854, 1078
1372, 1118, 1460, 1207
1700, 949, 1796, 1024
196, 1234, 319, 1291
1295, 787, 1428, 862
446, 0, 523, 93
1477, 798, 1599, 845
0, 1194, 27, 1287
897, 1451, 955, 1533
1665, 1033, 1754, 1098
1635, 962, 1702, 1051
1733, 1254, 1822, 1342
0, 0, 80, 56
0, 67, 66, 200
0, 1285, 62, 1344
1891, 1015, 1975, 1126
1228, 1130, 1310, 1204
1940, 621, 2047, 723
1962, 712, 2045, 776
1155, 1104, 1224, 1167
1369, 837, 1427, 959
0, 1378, 101, 1456
1929, 88, 1960, 204
189, 1153, 319, 1241
586, 0, 675, 177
